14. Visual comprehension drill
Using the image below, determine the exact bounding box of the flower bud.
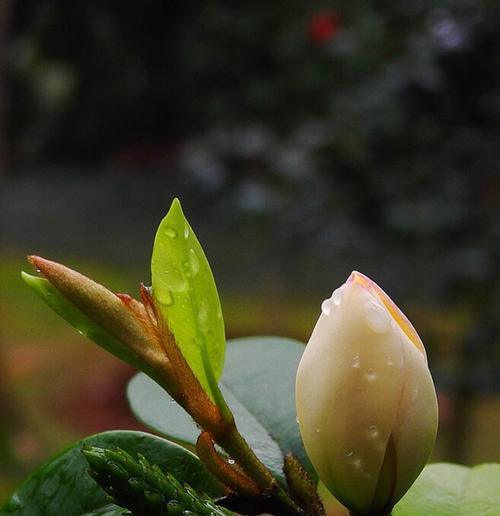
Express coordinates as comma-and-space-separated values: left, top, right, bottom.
296, 272, 438, 516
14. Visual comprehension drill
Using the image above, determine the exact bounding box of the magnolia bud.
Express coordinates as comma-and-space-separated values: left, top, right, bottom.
296, 272, 438, 516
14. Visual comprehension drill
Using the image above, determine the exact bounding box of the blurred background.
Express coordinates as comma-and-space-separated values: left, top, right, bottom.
1, 0, 500, 511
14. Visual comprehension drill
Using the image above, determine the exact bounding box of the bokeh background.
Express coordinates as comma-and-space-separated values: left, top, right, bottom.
2, 1, 500, 512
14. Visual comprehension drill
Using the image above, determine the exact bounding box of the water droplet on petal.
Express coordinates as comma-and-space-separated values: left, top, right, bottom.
367, 425, 379, 439
346, 451, 354, 457
188, 249, 200, 275
411, 388, 419, 403
365, 301, 390, 334
321, 299, 332, 315
163, 226, 177, 238
352, 355, 360, 368
331, 287, 343, 306
365, 368, 377, 381
386, 358, 394, 366
316, 428, 321, 434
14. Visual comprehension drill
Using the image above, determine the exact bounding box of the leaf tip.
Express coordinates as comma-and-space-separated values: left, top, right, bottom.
21, 270, 35, 284
167, 197, 185, 220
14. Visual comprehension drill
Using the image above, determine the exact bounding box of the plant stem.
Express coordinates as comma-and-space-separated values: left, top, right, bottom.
215, 420, 302, 515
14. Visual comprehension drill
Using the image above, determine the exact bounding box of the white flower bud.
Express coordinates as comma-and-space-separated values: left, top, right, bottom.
296, 271, 438, 515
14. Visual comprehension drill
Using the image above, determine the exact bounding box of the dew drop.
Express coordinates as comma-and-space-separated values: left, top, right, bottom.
156, 289, 174, 306
296, 417, 300, 425
367, 425, 379, 439
227, 459, 235, 465
216, 308, 223, 320
198, 302, 209, 328
346, 451, 354, 458
352, 355, 361, 368
188, 249, 200, 275
163, 226, 177, 238
158, 268, 188, 292
315, 428, 321, 434
77, 329, 84, 336
331, 287, 343, 306
321, 298, 332, 316
352, 458, 362, 470
411, 388, 419, 403
365, 301, 390, 334
365, 368, 377, 381
184, 224, 189, 239
386, 359, 394, 366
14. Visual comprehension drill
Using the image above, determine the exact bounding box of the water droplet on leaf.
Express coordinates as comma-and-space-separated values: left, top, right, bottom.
198, 302, 209, 328
188, 249, 200, 275
158, 268, 188, 292
163, 226, 177, 238
156, 288, 173, 306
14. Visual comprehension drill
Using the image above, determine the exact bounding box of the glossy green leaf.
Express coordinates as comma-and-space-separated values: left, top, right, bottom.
21, 273, 159, 381
127, 337, 314, 479
393, 462, 500, 516
151, 198, 225, 401
1, 430, 221, 516
128, 372, 285, 483
80, 506, 131, 516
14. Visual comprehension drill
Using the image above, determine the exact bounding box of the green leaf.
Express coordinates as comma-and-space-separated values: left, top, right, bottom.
393, 462, 500, 516
127, 336, 314, 480
80, 506, 131, 516
1, 430, 221, 516
21, 272, 159, 381
83, 445, 232, 515
151, 198, 225, 401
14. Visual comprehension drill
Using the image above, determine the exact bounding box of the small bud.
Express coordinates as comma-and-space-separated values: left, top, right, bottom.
26, 256, 170, 379
24, 255, 225, 434
296, 271, 438, 516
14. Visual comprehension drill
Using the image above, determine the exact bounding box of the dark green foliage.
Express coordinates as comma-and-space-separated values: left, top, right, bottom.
127, 337, 311, 482
1, 430, 221, 516
82, 446, 232, 516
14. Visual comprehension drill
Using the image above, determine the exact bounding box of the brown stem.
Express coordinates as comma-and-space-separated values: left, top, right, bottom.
214, 421, 302, 515
196, 432, 260, 497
